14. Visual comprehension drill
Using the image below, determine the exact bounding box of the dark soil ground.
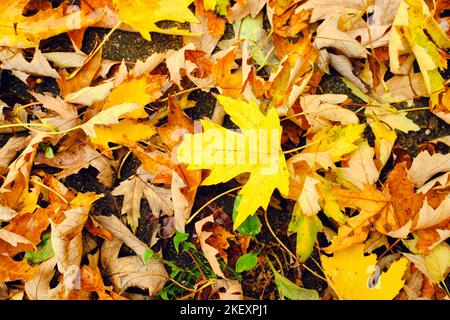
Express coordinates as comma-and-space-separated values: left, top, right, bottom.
1, 28, 449, 299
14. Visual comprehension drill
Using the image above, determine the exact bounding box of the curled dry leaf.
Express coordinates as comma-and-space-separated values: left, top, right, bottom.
0, 134, 47, 208
403, 242, 450, 285
0, 229, 32, 247
1, 48, 60, 79
0, 136, 30, 175
57, 47, 104, 98
335, 141, 379, 189
95, 214, 167, 295
24, 257, 62, 300
81, 103, 142, 137
0, 206, 18, 222
65, 81, 115, 106
408, 151, 450, 187
100, 238, 167, 295
195, 215, 226, 278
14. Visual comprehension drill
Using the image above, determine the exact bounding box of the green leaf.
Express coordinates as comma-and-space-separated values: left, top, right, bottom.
239, 14, 274, 67
44, 146, 54, 159
232, 195, 261, 236
267, 258, 319, 300
142, 248, 155, 266
173, 230, 189, 253
24, 232, 54, 264
183, 241, 196, 252
288, 202, 323, 262
236, 253, 258, 273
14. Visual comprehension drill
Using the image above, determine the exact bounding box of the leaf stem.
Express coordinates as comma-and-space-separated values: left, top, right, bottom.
30, 178, 68, 204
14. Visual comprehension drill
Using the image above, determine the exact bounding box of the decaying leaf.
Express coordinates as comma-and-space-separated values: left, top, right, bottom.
51, 193, 99, 274
195, 215, 226, 278
408, 151, 450, 187
111, 167, 173, 231
95, 214, 167, 295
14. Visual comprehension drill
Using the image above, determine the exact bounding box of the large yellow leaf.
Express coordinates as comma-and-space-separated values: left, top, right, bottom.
112, 0, 199, 41
177, 95, 289, 229
321, 244, 408, 300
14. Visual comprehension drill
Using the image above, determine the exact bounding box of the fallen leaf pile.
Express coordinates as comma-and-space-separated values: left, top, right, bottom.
0, 0, 449, 301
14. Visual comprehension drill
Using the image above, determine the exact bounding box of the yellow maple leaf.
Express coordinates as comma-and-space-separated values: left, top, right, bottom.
112, 0, 199, 41
177, 95, 289, 229
0, 0, 33, 47
91, 119, 156, 151
304, 124, 366, 162
103, 75, 168, 119
321, 244, 408, 300
389, 0, 450, 105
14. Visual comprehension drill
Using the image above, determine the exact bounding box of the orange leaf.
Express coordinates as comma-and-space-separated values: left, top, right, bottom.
85, 217, 114, 241
0, 255, 36, 282
205, 225, 234, 263
157, 96, 194, 150
416, 219, 450, 254
194, 0, 226, 38
212, 51, 243, 99
0, 208, 50, 256
273, 7, 310, 38
375, 162, 424, 234
57, 47, 103, 98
